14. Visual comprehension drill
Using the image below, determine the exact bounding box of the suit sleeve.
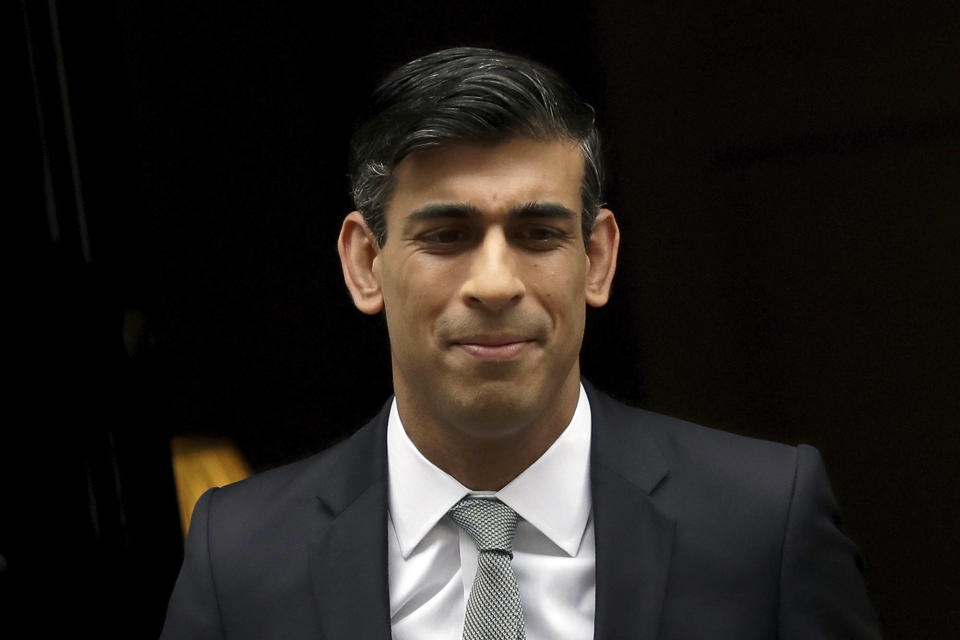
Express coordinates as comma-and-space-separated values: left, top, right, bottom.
159, 488, 225, 640
778, 444, 883, 639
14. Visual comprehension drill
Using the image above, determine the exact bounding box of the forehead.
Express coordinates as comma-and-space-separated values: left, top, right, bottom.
386, 138, 585, 221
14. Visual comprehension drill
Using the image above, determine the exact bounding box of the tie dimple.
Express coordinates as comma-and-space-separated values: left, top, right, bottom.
448, 498, 526, 640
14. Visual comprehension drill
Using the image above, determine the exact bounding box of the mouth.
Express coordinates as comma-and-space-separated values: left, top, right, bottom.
450, 335, 534, 360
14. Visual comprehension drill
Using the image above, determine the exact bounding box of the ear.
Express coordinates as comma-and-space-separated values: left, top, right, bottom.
338, 211, 384, 314
584, 208, 620, 307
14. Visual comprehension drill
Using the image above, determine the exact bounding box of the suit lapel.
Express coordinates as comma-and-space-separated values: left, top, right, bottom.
586, 382, 676, 640
304, 386, 675, 640
308, 403, 393, 640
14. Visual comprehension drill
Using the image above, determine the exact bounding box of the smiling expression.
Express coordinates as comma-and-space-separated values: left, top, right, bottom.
344, 137, 618, 442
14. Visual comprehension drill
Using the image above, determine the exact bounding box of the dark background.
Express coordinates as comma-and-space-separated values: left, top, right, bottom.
8, 0, 958, 637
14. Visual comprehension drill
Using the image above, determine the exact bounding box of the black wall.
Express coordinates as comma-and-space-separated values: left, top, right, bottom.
11, 0, 958, 636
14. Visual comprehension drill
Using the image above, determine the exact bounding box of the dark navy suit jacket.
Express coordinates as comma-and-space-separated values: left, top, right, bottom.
160, 382, 882, 639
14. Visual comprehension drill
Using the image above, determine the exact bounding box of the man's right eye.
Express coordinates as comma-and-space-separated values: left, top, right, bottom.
419, 228, 466, 245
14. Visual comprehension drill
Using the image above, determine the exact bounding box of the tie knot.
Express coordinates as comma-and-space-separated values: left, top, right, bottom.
448, 497, 519, 553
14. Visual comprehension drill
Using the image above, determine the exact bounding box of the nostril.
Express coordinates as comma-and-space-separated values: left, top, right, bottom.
460, 274, 525, 311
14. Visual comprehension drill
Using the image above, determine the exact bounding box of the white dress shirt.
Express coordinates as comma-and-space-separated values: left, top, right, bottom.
386, 384, 595, 640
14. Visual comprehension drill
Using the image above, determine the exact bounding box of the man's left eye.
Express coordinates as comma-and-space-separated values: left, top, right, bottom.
517, 227, 566, 246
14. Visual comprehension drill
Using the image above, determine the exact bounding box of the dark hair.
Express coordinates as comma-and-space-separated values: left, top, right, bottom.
349, 47, 604, 246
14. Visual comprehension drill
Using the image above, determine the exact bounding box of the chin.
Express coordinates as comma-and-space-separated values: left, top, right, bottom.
442, 377, 551, 437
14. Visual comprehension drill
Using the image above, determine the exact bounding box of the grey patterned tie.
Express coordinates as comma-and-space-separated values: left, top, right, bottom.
448, 497, 526, 640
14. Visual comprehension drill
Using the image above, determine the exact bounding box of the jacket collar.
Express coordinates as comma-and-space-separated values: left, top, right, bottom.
586, 380, 676, 640
307, 383, 676, 640
308, 400, 393, 640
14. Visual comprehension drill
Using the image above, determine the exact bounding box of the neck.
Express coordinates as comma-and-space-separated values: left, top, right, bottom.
395, 369, 581, 490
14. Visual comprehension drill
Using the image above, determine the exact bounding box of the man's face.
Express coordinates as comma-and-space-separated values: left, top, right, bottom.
348, 138, 616, 438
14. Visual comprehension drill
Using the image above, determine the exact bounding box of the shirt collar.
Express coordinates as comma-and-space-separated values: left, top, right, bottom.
387, 383, 592, 558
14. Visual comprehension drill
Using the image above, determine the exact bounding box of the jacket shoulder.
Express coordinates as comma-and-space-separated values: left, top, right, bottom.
587, 383, 802, 506
200, 401, 390, 535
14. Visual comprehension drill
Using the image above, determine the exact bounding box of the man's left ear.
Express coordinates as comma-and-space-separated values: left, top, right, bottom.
584, 208, 620, 307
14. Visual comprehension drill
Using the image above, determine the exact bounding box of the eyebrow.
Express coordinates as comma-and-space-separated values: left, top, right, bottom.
405, 201, 578, 224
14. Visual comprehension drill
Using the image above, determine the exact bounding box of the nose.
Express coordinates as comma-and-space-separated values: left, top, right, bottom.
459, 228, 525, 311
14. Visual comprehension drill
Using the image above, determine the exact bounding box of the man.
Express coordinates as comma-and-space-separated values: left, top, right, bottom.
160, 47, 881, 639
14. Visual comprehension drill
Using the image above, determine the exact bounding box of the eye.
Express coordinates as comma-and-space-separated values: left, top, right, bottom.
416, 227, 470, 249
515, 225, 568, 249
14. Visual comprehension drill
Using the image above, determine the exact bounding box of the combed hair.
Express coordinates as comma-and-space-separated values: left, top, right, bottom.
349, 47, 604, 246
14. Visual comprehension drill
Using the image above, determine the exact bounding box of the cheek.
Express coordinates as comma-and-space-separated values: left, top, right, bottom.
529, 257, 588, 308
384, 260, 456, 328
